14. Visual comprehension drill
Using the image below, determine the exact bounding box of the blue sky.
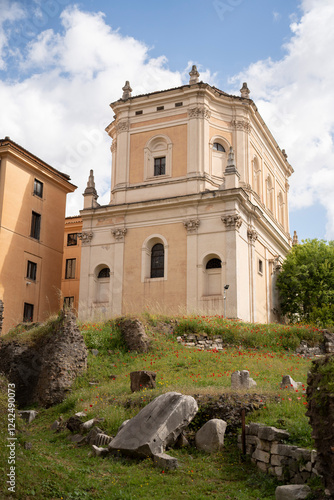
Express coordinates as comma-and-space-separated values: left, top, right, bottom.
1, 0, 334, 241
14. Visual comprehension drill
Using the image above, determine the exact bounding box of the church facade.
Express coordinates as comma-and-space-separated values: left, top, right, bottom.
78, 67, 293, 323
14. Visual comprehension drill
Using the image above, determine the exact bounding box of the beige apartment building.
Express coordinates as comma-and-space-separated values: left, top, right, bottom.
61, 215, 83, 312
78, 67, 293, 323
0, 137, 76, 334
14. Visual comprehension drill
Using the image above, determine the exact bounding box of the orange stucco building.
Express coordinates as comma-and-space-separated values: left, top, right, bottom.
0, 137, 76, 334
61, 215, 83, 313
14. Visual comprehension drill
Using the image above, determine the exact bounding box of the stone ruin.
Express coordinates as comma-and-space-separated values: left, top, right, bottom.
306, 354, 334, 498
0, 311, 87, 407
117, 317, 151, 353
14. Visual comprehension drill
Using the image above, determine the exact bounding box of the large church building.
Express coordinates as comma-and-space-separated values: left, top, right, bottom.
78, 67, 293, 323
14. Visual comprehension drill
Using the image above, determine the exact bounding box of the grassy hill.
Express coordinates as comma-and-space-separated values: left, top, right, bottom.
0, 314, 325, 499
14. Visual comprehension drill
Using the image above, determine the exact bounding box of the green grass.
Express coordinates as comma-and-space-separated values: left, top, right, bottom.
0, 314, 325, 499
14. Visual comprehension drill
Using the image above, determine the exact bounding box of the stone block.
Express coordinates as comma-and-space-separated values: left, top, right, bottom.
280, 375, 299, 391
195, 419, 227, 453
231, 370, 256, 389
257, 461, 269, 472
291, 448, 311, 462
108, 392, 198, 458
258, 425, 290, 442
275, 485, 311, 500
153, 453, 178, 470
274, 466, 284, 477
130, 371, 156, 392
271, 454, 284, 466
271, 443, 297, 456
257, 438, 271, 452
249, 422, 263, 435
118, 318, 150, 353
252, 448, 270, 463
246, 435, 258, 445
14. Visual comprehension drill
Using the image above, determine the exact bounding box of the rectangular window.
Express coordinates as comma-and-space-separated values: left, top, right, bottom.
23, 303, 34, 322
27, 261, 37, 281
67, 233, 78, 246
65, 258, 76, 279
154, 157, 166, 176
175, 102, 183, 107
157, 106, 164, 111
135, 110, 143, 115
63, 296, 74, 308
258, 259, 263, 275
34, 179, 43, 198
30, 212, 41, 240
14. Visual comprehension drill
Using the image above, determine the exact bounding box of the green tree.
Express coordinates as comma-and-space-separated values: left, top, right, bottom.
276, 239, 334, 325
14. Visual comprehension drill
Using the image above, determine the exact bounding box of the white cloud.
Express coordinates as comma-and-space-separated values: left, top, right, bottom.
229, 0, 334, 238
0, 5, 192, 215
0, 0, 26, 69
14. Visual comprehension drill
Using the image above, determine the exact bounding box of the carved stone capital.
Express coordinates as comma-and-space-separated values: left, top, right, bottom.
183, 219, 200, 232
78, 232, 93, 244
110, 139, 117, 153
111, 227, 127, 240
188, 107, 211, 120
116, 120, 129, 133
247, 228, 258, 242
221, 214, 242, 229
230, 119, 251, 133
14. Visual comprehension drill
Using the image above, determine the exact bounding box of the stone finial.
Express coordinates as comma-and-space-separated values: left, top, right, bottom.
83, 169, 99, 209
122, 80, 132, 100
84, 169, 97, 195
240, 82, 250, 98
292, 230, 299, 246
282, 149, 288, 159
189, 65, 200, 85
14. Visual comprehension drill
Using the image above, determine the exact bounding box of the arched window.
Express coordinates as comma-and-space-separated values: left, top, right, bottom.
206, 258, 222, 269
98, 267, 110, 278
203, 254, 223, 296
212, 142, 225, 152
210, 137, 228, 178
94, 265, 110, 303
150, 243, 164, 278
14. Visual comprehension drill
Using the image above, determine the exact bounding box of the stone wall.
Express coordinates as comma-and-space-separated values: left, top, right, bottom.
177, 331, 334, 356
237, 422, 320, 484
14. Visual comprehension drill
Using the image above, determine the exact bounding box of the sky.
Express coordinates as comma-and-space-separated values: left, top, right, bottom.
0, 0, 333, 241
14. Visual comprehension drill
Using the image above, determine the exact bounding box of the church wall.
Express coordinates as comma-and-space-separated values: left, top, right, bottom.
122, 222, 187, 314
